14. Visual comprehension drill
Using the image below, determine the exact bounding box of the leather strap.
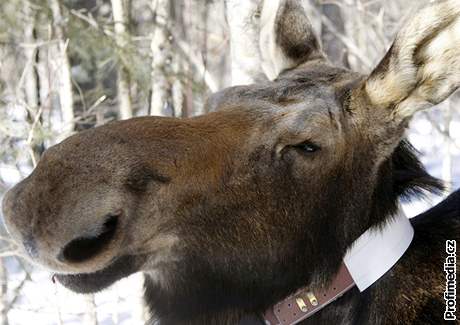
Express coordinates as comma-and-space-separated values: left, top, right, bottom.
262, 210, 414, 325
263, 263, 355, 325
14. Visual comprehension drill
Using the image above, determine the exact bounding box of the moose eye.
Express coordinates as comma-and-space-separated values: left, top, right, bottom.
291, 141, 321, 154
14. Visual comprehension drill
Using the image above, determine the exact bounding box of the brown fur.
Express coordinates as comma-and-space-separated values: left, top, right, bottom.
2, 1, 460, 324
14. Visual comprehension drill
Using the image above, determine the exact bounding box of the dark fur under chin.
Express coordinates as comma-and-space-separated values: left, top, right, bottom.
141, 140, 444, 324
55, 255, 141, 293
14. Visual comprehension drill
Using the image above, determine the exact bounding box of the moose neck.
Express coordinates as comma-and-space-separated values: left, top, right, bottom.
263, 208, 414, 325
142, 141, 441, 324
142, 206, 408, 324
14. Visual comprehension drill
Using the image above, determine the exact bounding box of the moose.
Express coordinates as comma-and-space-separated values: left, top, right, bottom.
2, 0, 460, 324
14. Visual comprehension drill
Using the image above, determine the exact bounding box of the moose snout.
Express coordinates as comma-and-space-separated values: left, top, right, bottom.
2, 184, 26, 242
3, 188, 39, 260
2, 182, 122, 272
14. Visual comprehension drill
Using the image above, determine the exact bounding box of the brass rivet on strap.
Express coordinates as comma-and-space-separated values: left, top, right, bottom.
306, 292, 318, 306
295, 297, 308, 312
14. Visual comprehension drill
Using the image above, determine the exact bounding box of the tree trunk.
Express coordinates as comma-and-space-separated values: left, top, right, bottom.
225, 0, 266, 85
111, 0, 133, 119
23, 17, 39, 113
24, 1, 44, 165
82, 294, 98, 325
321, 3, 349, 68
0, 258, 8, 325
49, 0, 75, 136
150, 0, 172, 116
171, 53, 184, 117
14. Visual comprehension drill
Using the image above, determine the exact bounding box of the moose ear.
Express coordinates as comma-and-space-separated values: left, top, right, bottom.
364, 0, 460, 120
259, 0, 325, 80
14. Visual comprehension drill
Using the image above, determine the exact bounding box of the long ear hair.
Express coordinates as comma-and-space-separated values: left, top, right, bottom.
367, 139, 443, 234
392, 140, 444, 200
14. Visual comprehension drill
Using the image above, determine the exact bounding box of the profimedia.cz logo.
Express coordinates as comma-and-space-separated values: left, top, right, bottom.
444, 240, 457, 321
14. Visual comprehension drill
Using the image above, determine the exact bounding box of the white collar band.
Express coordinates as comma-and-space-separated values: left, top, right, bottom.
343, 209, 414, 291
263, 209, 414, 324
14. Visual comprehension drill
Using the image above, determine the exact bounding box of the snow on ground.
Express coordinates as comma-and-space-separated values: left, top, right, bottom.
5, 258, 146, 325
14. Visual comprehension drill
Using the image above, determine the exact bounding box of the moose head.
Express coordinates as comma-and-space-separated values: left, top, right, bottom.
2, 0, 459, 323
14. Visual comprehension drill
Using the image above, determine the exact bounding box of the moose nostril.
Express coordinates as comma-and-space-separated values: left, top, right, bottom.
59, 215, 118, 263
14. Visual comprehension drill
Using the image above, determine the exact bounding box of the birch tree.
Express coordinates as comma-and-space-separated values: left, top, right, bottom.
225, 0, 265, 85
111, 0, 133, 119
23, 1, 43, 165
150, 0, 172, 116
82, 294, 98, 325
0, 258, 7, 325
49, 0, 75, 136
23, 5, 39, 114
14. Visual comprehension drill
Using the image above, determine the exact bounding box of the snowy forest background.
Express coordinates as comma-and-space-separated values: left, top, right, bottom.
0, 0, 459, 324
